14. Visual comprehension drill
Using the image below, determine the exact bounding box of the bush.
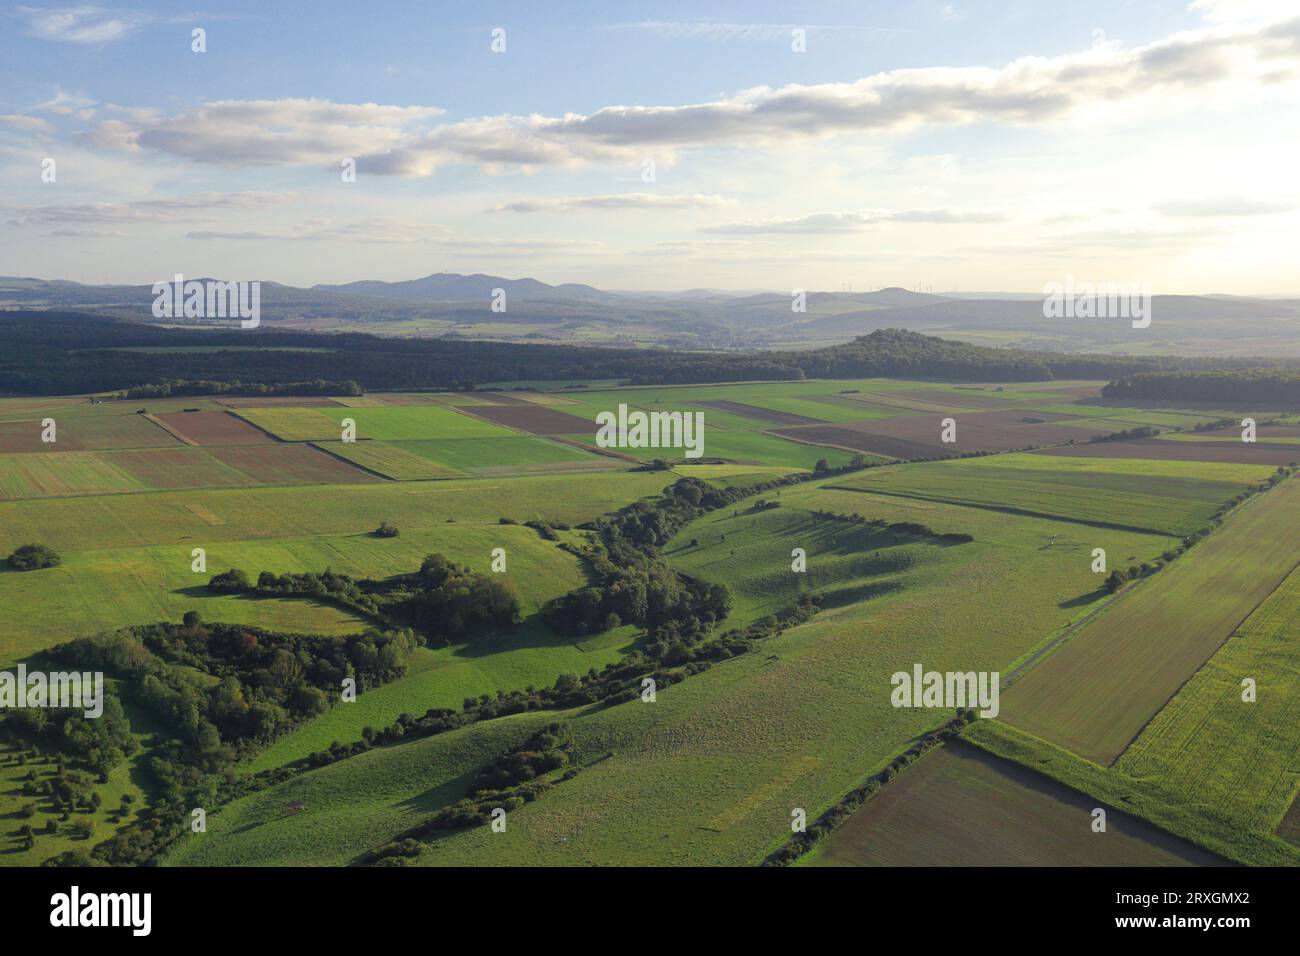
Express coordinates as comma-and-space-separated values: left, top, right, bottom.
207, 568, 250, 593
374, 520, 400, 538
7, 543, 60, 571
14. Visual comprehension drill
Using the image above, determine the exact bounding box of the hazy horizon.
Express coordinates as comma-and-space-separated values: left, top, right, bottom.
2, 0, 1299, 295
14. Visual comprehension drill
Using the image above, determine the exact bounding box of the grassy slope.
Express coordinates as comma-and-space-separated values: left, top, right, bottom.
171, 479, 1182, 866
829, 453, 1273, 535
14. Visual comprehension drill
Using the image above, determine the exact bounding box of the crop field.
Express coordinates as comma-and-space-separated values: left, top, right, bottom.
0, 470, 671, 556
386, 436, 603, 470
1117, 564, 1300, 841
0, 451, 148, 499
312, 440, 468, 479
999, 475, 1300, 764
1, 377, 1293, 874
0, 412, 180, 453
1033, 438, 1300, 466
454, 403, 598, 435
805, 743, 1224, 866
154, 410, 278, 445
827, 453, 1272, 535
204, 444, 381, 485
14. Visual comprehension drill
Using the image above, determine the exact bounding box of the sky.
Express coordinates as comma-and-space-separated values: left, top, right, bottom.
1, 0, 1298, 293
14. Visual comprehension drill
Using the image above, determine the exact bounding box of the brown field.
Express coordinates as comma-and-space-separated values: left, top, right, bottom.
104, 447, 259, 490
205, 444, 381, 485
808, 743, 1226, 867
155, 411, 278, 445
364, 392, 442, 406
0, 414, 181, 453
769, 425, 947, 460
775, 408, 1085, 456
1033, 439, 1300, 466
460, 404, 593, 435
694, 399, 823, 425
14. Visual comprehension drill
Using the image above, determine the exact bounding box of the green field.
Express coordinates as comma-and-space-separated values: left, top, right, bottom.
828, 453, 1272, 535
166, 476, 1180, 866
1118, 563, 1300, 842
1000, 475, 1300, 764
236, 405, 518, 442
312, 441, 468, 479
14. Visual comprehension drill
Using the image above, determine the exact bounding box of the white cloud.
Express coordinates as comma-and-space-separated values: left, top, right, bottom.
1152, 195, 1296, 216
493, 193, 730, 213
18, 5, 144, 43
702, 208, 1005, 234
5, 192, 295, 227
66, 13, 1300, 176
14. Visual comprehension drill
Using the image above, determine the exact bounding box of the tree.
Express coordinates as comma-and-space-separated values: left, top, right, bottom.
182, 610, 202, 627
374, 520, 400, 538
1104, 569, 1129, 594
207, 568, 250, 593
7, 543, 61, 571
813, 458, 831, 473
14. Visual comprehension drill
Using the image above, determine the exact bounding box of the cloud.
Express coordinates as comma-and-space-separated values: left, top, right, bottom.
493, 193, 730, 213
68, 11, 1300, 176
183, 220, 603, 254
18, 5, 145, 43
0, 114, 54, 134
600, 21, 903, 41
88, 99, 445, 167
1151, 195, 1295, 216
701, 208, 1005, 234
5, 192, 295, 227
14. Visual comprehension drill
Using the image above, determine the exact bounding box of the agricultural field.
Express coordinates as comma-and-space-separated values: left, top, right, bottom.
826, 453, 1274, 535
999, 475, 1300, 764
805, 743, 1225, 867
167, 473, 1184, 867
1, 376, 1293, 874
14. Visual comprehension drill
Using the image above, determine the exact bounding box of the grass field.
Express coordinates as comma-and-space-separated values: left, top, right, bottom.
999, 475, 1300, 764
166, 477, 1180, 866
233, 405, 531, 442
805, 742, 1225, 866
827, 453, 1273, 535
392, 436, 603, 470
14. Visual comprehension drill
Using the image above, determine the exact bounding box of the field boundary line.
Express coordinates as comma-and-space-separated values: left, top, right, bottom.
821, 484, 1173, 535
305, 441, 398, 481
1109, 549, 1300, 767
141, 413, 199, 446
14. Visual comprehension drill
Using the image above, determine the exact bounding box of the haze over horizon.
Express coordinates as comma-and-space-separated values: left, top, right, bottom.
2, 0, 1299, 295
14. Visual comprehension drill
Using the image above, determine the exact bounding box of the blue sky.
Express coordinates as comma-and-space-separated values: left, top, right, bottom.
2, 0, 1298, 292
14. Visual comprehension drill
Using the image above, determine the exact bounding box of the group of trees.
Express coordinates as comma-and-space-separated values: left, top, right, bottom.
207, 555, 521, 642
6, 543, 61, 570
1102, 368, 1300, 405
6, 311, 1297, 396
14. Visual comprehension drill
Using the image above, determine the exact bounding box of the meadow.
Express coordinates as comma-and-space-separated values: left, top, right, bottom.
167, 477, 1183, 866
827, 453, 1274, 535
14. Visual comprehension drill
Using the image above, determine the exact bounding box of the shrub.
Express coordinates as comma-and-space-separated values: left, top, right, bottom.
7, 543, 60, 571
